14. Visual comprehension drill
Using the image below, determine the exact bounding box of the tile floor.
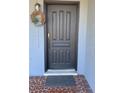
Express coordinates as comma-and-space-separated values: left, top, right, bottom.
29, 75, 93, 93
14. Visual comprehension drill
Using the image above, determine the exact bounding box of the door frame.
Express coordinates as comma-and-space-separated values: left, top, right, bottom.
44, 1, 79, 72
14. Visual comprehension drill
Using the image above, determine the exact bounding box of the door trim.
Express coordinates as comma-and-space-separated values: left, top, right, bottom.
44, 1, 79, 72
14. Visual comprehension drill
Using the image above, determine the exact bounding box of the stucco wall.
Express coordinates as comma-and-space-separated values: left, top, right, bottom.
85, 0, 95, 92
29, 0, 45, 76
77, 0, 88, 74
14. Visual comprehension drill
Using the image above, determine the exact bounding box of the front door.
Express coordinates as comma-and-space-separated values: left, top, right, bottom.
47, 5, 78, 69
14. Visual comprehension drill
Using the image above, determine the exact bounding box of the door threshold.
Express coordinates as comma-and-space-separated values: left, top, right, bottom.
44, 69, 78, 76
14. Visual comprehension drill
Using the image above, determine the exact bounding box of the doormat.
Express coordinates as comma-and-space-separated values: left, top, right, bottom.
45, 75, 76, 87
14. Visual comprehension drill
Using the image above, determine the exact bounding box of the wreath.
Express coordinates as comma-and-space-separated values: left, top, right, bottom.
31, 3, 45, 26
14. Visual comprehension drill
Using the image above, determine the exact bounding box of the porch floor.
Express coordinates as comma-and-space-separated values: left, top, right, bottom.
29, 75, 93, 93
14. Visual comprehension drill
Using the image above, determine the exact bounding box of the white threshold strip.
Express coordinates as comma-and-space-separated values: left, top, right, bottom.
44, 69, 78, 76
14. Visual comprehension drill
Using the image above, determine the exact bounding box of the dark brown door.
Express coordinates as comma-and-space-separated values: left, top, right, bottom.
47, 5, 78, 69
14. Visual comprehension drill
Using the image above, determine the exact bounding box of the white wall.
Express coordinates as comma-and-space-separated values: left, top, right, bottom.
29, 0, 45, 76
77, 0, 88, 74
85, 0, 95, 92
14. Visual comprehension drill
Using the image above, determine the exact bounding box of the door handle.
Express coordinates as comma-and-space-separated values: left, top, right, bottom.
48, 32, 50, 49
48, 32, 50, 39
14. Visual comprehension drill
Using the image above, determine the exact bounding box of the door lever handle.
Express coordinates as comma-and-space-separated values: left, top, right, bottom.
48, 33, 50, 38
48, 32, 50, 49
